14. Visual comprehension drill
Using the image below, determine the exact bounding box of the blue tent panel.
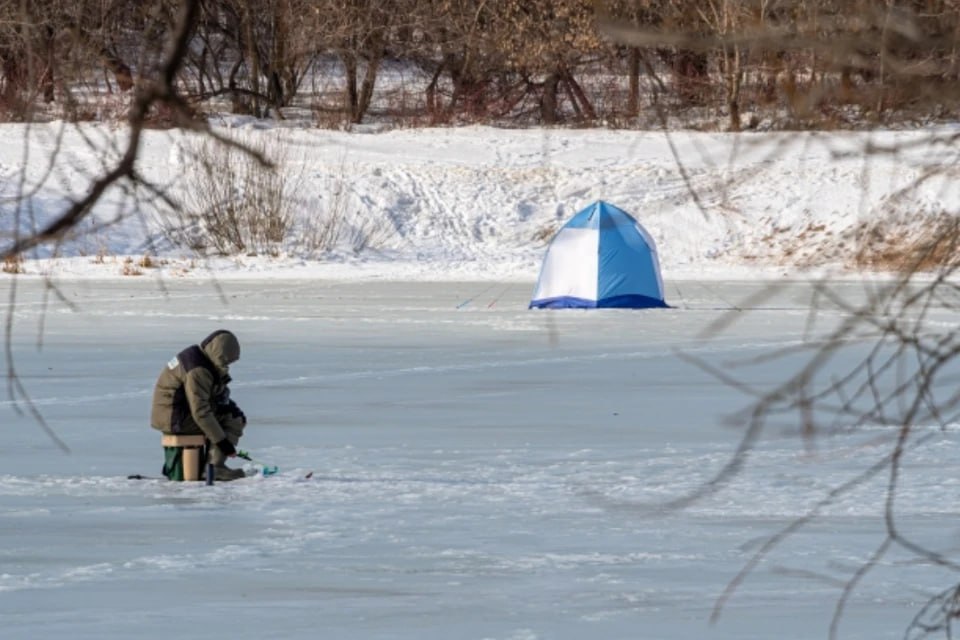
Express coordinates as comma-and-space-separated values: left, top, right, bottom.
530, 294, 668, 309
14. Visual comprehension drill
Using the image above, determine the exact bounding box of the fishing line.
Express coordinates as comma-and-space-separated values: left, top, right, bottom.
487, 284, 513, 308
672, 282, 688, 310
456, 283, 498, 309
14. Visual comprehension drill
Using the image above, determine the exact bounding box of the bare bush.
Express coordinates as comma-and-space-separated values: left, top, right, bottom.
748, 209, 960, 272
158, 134, 299, 256
293, 158, 397, 255
120, 256, 142, 276
850, 211, 960, 271
294, 169, 348, 255
2, 253, 23, 274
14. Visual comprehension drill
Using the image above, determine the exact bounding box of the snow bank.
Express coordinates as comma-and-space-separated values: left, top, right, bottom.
2, 122, 957, 282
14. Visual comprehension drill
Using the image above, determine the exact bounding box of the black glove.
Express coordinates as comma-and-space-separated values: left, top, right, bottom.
216, 438, 237, 457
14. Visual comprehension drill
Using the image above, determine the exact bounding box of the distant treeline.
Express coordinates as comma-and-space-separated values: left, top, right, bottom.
1, 1, 958, 129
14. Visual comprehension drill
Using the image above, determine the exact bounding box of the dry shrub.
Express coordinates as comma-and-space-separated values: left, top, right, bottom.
293, 159, 397, 255
158, 135, 299, 256
121, 256, 142, 276
2, 253, 23, 274
851, 212, 960, 271
343, 212, 397, 254
767, 211, 960, 272
296, 171, 348, 254
312, 104, 353, 130
532, 223, 557, 244
750, 206, 960, 273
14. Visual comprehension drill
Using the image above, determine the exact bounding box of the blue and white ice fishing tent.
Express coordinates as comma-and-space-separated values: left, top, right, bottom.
529, 201, 668, 309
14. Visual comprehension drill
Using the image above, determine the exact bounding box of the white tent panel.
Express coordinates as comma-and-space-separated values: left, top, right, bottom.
530, 227, 598, 303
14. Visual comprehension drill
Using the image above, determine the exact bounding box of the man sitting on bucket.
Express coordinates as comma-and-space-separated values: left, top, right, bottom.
151, 329, 247, 481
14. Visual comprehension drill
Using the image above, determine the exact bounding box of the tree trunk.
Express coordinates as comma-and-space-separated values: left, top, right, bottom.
445, 52, 470, 119
426, 63, 444, 120
342, 52, 359, 120
2, 55, 23, 110
725, 46, 742, 131
267, 4, 287, 111
565, 72, 596, 121
563, 79, 583, 121
269, 70, 285, 111
240, 1, 262, 117
42, 25, 54, 103
671, 50, 709, 106
354, 54, 382, 124
541, 72, 559, 124
227, 58, 251, 114
627, 47, 641, 117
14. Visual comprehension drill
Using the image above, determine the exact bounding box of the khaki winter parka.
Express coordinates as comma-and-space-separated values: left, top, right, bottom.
150, 330, 241, 444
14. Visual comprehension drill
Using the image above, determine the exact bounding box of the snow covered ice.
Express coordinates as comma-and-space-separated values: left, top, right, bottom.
2, 277, 959, 640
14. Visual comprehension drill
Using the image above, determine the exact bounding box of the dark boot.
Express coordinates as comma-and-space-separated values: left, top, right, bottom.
213, 465, 246, 481
208, 445, 246, 481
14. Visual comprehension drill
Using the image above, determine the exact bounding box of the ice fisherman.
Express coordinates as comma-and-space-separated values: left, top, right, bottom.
150, 329, 247, 481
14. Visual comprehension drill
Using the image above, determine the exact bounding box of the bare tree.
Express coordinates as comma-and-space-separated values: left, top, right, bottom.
188, 0, 318, 117
323, 0, 392, 124
0, 1, 60, 118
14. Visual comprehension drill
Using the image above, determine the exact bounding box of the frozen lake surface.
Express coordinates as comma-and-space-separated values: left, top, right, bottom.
1, 278, 958, 640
